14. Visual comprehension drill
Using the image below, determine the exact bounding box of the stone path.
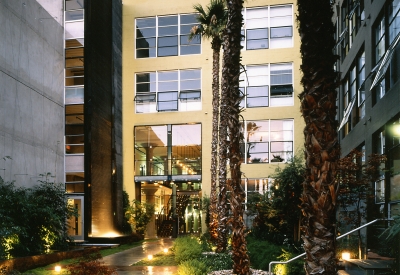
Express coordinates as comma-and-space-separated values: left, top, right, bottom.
102, 238, 177, 275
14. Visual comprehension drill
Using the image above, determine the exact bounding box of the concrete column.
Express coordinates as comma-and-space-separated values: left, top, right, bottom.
142, 186, 159, 238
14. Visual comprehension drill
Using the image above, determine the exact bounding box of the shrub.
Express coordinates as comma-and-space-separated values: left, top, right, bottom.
66, 251, 117, 275
0, 174, 77, 259
198, 233, 213, 252
173, 235, 203, 264
200, 252, 232, 271
246, 236, 305, 275
178, 259, 211, 275
125, 199, 155, 236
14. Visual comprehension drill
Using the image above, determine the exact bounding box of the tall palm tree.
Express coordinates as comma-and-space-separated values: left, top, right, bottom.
190, 0, 227, 246
222, 0, 250, 274
297, 1, 340, 274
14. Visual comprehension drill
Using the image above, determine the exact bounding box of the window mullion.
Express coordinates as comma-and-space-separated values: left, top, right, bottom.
156, 16, 159, 57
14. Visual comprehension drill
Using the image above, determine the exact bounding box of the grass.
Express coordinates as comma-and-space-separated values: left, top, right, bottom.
132, 251, 177, 266
21, 240, 152, 275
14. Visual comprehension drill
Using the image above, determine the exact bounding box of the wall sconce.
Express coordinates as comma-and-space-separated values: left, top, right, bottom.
342, 251, 351, 260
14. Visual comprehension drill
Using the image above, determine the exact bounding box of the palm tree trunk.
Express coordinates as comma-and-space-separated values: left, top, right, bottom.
297, 1, 340, 274
217, 36, 228, 252
209, 36, 222, 245
222, 0, 250, 274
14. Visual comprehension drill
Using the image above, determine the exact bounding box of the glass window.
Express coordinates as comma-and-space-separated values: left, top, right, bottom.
65, 10, 84, 21
158, 92, 178, 111
134, 124, 201, 176
136, 14, 200, 58
135, 69, 201, 113
65, 21, 84, 39
389, 0, 400, 44
241, 63, 293, 108
240, 120, 293, 164
269, 5, 293, 48
375, 16, 386, 63
65, 87, 84, 105
358, 52, 366, 120
65, 0, 84, 10
243, 5, 292, 50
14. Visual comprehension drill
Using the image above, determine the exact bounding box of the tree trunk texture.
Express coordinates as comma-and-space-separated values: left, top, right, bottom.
222, 0, 250, 274
297, 1, 340, 274
209, 36, 222, 245
217, 31, 229, 253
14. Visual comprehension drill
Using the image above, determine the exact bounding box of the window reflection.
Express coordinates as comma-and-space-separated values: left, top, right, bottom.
135, 124, 202, 176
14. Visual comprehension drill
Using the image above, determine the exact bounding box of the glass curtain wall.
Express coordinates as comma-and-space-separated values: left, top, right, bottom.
64, 0, 85, 240
134, 124, 202, 177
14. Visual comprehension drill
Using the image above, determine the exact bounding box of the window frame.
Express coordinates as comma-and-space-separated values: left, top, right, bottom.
240, 119, 294, 164
135, 69, 202, 113
136, 14, 201, 59
240, 63, 293, 108
242, 5, 293, 51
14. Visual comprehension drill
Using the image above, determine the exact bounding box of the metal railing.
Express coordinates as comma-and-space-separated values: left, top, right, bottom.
268, 218, 389, 274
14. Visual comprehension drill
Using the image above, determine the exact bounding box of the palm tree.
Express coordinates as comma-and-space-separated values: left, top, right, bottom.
297, 1, 340, 274
190, 0, 227, 246
221, 0, 250, 274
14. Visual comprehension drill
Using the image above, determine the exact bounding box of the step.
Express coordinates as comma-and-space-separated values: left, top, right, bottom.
340, 259, 393, 275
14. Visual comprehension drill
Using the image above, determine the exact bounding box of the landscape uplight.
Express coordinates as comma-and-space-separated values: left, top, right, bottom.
341, 251, 351, 260
147, 254, 153, 260
54, 265, 62, 272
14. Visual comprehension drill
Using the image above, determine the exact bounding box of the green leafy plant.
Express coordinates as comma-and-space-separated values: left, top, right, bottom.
178, 259, 211, 275
247, 155, 304, 245
125, 199, 155, 236
200, 252, 232, 271
0, 174, 77, 259
172, 235, 203, 264
246, 236, 304, 275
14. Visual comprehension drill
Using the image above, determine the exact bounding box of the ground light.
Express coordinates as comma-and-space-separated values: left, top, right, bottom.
54, 265, 62, 272
163, 248, 168, 253
147, 254, 153, 260
342, 251, 351, 261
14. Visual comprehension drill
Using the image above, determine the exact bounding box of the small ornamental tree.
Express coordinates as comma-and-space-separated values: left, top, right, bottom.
247, 156, 304, 245
337, 150, 386, 258
125, 199, 155, 236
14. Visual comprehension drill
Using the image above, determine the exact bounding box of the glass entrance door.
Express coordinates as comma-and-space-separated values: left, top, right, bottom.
67, 196, 84, 241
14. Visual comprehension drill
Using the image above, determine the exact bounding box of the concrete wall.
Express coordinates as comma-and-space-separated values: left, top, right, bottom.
0, 0, 64, 187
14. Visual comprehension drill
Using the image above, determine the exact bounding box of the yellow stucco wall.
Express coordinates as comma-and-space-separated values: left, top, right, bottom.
122, 0, 304, 201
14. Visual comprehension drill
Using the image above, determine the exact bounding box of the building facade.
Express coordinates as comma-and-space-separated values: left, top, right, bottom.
123, 0, 304, 237
64, 0, 123, 240
1, 0, 124, 242
335, 0, 400, 253
0, 0, 65, 188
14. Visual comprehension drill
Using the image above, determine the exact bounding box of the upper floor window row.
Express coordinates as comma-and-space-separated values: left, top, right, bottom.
337, 0, 364, 60
136, 14, 201, 58
135, 69, 201, 113
242, 5, 293, 50
240, 63, 294, 108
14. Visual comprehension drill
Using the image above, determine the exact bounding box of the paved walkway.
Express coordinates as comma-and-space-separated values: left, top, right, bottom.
102, 238, 177, 275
